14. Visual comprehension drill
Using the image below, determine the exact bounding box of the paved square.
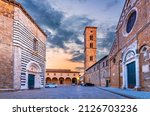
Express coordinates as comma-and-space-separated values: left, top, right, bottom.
0, 86, 129, 99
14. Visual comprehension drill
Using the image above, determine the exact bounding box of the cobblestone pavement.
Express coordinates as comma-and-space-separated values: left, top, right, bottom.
0, 86, 128, 99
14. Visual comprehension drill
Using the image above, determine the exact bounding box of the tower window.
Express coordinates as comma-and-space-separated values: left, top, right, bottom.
90, 56, 93, 61
113, 58, 116, 64
90, 43, 93, 48
90, 35, 93, 40
106, 60, 109, 66
33, 38, 38, 51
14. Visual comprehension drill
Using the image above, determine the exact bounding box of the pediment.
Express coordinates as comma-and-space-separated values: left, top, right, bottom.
116, 0, 138, 30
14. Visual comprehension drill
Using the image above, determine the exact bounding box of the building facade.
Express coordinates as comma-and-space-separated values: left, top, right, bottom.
46, 69, 80, 85
0, 0, 47, 90
84, 0, 150, 91
110, 0, 150, 91
84, 56, 110, 87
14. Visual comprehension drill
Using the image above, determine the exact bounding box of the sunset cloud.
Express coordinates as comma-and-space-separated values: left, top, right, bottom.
17, 0, 124, 73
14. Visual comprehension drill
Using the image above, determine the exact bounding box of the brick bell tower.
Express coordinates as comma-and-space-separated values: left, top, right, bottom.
84, 26, 97, 71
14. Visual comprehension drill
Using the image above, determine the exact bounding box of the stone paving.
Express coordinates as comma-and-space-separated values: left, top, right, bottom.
0, 86, 128, 99
99, 87, 150, 99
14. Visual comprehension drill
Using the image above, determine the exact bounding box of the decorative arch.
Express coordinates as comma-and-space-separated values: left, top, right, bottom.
26, 61, 41, 72
65, 77, 72, 85
125, 50, 135, 62
59, 77, 64, 84
25, 61, 42, 89
51, 77, 58, 84
140, 45, 149, 53
123, 49, 136, 63
46, 77, 51, 84
140, 45, 150, 60
72, 78, 77, 84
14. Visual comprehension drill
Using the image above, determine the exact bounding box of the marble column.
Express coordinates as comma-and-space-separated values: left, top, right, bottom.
135, 54, 141, 89
122, 62, 126, 89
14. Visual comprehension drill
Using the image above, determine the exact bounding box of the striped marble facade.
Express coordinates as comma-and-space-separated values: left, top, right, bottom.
0, 0, 46, 90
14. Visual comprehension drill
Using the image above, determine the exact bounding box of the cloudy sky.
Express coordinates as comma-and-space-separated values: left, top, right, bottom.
17, 0, 125, 74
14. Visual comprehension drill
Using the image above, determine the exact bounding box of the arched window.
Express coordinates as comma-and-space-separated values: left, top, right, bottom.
141, 46, 149, 53
113, 58, 116, 64
90, 35, 93, 40
140, 46, 150, 60
90, 43, 93, 48
90, 56, 93, 61
33, 38, 38, 51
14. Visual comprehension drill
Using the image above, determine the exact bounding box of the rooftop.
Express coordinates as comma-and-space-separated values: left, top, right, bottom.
2, 0, 47, 37
86, 55, 109, 71
46, 69, 80, 73
83, 26, 97, 34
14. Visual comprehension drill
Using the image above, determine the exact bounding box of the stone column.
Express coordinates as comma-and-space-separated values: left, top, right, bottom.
122, 62, 126, 89
135, 54, 140, 89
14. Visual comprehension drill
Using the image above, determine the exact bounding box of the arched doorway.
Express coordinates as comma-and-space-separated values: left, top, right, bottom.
72, 78, 77, 84
125, 51, 136, 88
26, 61, 41, 89
51, 77, 58, 84
65, 77, 72, 85
59, 77, 64, 85
46, 78, 51, 84
122, 48, 140, 89
126, 61, 136, 88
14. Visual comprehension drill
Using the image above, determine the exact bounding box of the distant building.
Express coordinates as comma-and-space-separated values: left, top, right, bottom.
85, 56, 110, 86
0, 0, 47, 90
46, 69, 80, 85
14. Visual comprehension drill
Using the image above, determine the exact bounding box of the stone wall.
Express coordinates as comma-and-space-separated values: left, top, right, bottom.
13, 6, 46, 89
0, 0, 14, 89
84, 56, 109, 86
110, 0, 150, 91
0, 0, 47, 90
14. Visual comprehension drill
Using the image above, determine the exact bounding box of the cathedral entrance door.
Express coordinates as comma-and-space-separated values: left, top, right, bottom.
28, 74, 35, 89
127, 61, 136, 88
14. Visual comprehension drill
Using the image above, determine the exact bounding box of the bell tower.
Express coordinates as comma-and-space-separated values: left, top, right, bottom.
84, 26, 97, 71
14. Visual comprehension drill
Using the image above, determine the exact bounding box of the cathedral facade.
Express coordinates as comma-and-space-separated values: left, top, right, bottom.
0, 0, 46, 90
110, 0, 150, 91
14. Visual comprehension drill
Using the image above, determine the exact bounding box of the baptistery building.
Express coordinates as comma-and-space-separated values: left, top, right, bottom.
0, 0, 47, 90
